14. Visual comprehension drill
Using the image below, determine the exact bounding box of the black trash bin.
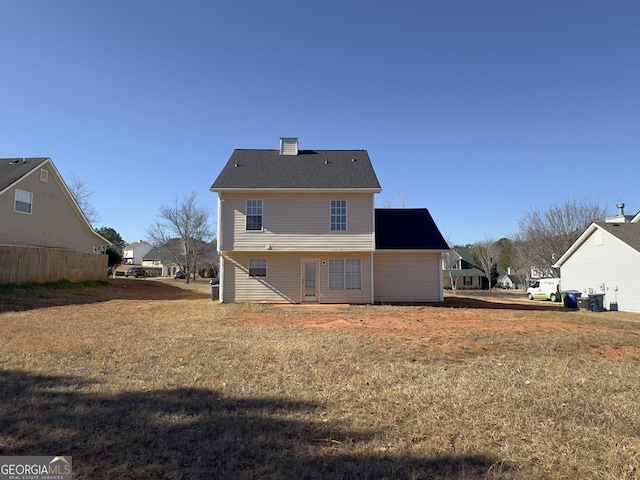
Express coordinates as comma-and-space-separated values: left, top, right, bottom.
211, 285, 219, 301
588, 294, 604, 312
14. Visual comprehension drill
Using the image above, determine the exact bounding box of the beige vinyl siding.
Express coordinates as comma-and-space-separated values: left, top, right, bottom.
374, 251, 443, 303
221, 252, 373, 303
560, 228, 640, 313
0, 166, 107, 253
218, 192, 375, 252
221, 252, 300, 303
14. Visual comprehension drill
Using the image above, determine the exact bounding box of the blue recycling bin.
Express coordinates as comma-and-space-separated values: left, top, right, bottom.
564, 291, 581, 309
588, 294, 604, 312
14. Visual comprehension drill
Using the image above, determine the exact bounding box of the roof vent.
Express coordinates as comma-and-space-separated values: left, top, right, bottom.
617, 203, 625, 216
279, 137, 298, 156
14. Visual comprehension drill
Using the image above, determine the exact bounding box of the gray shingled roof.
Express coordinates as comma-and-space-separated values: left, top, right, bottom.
597, 222, 640, 253
143, 247, 176, 262
0, 158, 50, 192
211, 149, 381, 190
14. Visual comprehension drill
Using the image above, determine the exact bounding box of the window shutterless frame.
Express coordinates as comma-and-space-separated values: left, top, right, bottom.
330, 200, 347, 231
246, 199, 263, 231
248, 258, 267, 277
15, 189, 33, 214
328, 258, 361, 290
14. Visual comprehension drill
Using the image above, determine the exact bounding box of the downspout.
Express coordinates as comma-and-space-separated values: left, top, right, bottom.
371, 251, 375, 304
217, 194, 223, 302
371, 198, 376, 304
439, 251, 445, 303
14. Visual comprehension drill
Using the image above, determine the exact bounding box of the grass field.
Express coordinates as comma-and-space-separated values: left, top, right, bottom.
1, 279, 639, 479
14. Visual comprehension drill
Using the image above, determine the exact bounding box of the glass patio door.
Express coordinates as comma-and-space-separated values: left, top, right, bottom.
302, 260, 318, 302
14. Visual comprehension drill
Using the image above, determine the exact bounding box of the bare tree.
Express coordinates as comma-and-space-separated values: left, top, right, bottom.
470, 238, 500, 291
67, 174, 100, 226
380, 190, 408, 208
146, 193, 214, 284
506, 237, 533, 288
516, 198, 607, 278
441, 234, 460, 295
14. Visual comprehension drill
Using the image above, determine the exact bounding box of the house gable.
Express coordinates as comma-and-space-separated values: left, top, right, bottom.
0, 158, 50, 194
554, 222, 640, 313
0, 157, 109, 253
554, 222, 640, 268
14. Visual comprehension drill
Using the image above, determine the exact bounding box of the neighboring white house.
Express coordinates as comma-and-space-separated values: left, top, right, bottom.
122, 240, 153, 265
553, 217, 640, 313
210, 138, 449, 304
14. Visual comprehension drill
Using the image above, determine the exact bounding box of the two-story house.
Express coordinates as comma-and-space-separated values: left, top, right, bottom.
0, 157, 110, 283
210, 138, 449, 304
442, 246, 486, 289
0, 157, 109, 253
122, 240, 153, 265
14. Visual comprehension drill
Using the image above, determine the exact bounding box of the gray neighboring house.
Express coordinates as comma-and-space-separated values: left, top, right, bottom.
554, 215, 640, 313
210, 138, 449, 304
142, 247, 180, 277
497, 272, 521, 290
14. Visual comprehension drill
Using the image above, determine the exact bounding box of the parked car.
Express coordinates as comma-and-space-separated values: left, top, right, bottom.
174, 271, 186, 279
125, 267, 146, 278
526, 278, 561, 302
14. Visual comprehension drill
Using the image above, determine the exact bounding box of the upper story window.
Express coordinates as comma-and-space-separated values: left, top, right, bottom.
15, 189, 33, 214
246, 199, 263, 231
330, 200, 347, 231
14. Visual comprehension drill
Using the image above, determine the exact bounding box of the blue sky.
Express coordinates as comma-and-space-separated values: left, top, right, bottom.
2, 1, 639, 246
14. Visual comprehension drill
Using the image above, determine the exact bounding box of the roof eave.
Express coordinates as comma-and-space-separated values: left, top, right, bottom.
375, 248, 450, 252
211, 187, 382, 193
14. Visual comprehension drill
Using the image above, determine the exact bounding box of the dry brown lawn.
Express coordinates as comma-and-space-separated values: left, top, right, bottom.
1, 279, 639, 479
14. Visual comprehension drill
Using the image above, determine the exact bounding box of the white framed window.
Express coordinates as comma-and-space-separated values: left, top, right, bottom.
330, 200, 347, 231
15, 189, 33, 214
40, 169, 49, 182
246, 199, 263, 231
328, 259, 361, 290
249, 258, 267, 277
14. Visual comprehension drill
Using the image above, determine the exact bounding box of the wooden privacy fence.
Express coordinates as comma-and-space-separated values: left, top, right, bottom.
0, 246, 108, 284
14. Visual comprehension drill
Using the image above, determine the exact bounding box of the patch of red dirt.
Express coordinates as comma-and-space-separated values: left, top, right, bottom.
587, 344, 640, 361
239, 293, 640, 360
